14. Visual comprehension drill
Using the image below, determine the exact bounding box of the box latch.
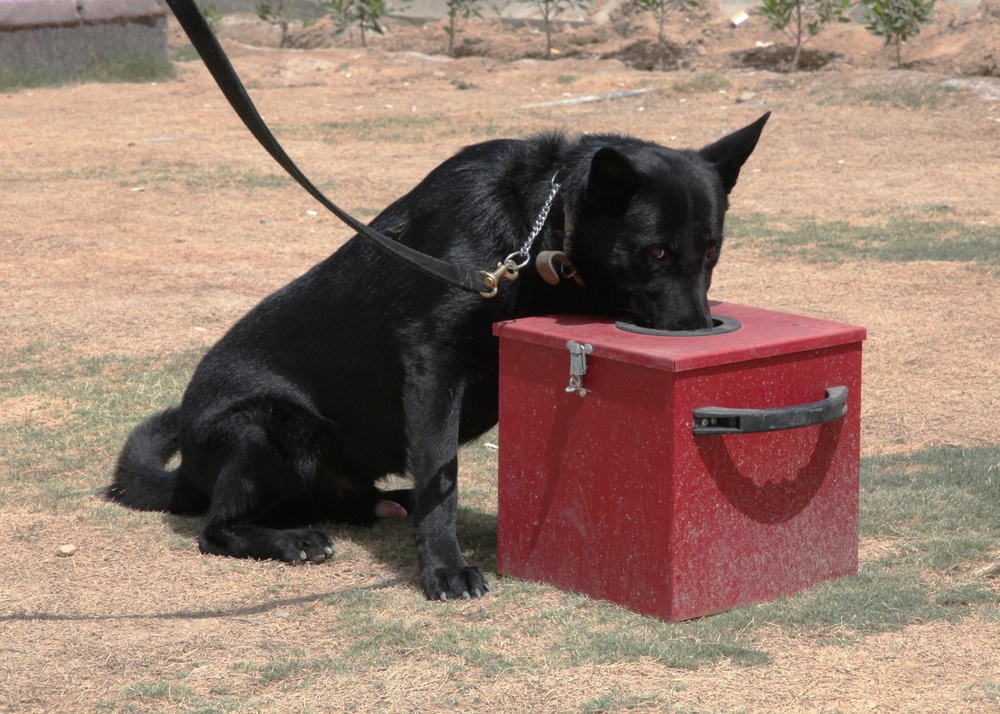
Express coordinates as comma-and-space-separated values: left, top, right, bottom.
565, 340, 593, 397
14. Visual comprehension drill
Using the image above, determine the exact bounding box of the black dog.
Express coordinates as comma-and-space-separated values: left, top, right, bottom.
106, 113, 769, 600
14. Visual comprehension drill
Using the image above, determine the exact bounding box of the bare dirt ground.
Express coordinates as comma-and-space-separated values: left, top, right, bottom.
1, 3, 999, 712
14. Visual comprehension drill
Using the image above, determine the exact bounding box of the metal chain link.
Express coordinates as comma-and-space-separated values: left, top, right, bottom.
479, 172, 562, 298
504, 172, 562, 270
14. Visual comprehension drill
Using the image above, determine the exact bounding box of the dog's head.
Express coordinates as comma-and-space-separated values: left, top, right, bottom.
566, 112, 769, 331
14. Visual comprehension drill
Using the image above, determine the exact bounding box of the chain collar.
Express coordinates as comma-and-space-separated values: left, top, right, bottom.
480, 173, 563, 298
504, 173, 562, 271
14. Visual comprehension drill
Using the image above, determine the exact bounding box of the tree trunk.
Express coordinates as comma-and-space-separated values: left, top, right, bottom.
543, 2, 553, 57
791, 4, 803, 72
657, 7, 666, 71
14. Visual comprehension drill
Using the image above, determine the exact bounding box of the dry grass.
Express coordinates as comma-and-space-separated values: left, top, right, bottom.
2, 27, 999, 714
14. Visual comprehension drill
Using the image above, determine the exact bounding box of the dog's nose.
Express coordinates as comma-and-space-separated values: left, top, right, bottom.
629, 292, 713, 332
650, 307, 713, 332
666, 317, 712, 332
634, 312, 713, 332
684, 312, 715, 331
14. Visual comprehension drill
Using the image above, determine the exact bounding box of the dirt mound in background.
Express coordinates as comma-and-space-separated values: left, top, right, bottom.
260, 0, 1000, 76
732, 45, 843, 72
601, 38, 691, 71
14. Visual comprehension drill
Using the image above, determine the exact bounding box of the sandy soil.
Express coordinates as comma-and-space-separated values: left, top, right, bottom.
1, 5, 999, 712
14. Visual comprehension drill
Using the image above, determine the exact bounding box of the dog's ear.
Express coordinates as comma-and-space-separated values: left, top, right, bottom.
585, 147, 641, 215
699, 111, 770, 195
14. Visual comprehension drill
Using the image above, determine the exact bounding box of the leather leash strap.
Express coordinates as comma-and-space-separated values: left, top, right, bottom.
164, 0, 490, 295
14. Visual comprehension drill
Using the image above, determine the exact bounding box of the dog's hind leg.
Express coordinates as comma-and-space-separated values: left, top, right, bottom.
192, 404, 338, 564
199, 506, 336, 564
196, 460, 338, 564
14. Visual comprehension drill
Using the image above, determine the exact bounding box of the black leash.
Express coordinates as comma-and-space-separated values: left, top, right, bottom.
164, 0, 492, 295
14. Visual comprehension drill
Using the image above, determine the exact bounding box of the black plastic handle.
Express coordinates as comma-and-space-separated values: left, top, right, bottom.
693, 386, 848, 435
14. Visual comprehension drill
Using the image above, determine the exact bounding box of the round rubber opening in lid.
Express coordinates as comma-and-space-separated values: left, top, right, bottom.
614, 315, 742, 337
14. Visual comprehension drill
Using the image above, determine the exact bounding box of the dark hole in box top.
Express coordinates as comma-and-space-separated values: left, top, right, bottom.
615, 315, 742, 337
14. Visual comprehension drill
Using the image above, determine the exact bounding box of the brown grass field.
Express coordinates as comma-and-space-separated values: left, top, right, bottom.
1, 8, 999, 712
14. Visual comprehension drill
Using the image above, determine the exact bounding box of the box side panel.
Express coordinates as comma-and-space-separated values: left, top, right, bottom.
496, 336, 681, 618
668, 344, 862, 619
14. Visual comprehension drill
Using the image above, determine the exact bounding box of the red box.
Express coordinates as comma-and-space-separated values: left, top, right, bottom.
493, 302, 866, 620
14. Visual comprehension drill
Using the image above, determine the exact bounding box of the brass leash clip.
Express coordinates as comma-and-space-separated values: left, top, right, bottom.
479, 259, 520, 298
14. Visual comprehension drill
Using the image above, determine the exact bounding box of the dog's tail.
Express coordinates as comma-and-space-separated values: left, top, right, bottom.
105, 407, 208, 515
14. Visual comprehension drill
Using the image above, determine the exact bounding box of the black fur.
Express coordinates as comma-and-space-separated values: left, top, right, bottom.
106, 113, 769, 600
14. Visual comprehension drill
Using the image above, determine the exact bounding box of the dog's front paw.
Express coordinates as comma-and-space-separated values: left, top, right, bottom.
420, 565, 490, 601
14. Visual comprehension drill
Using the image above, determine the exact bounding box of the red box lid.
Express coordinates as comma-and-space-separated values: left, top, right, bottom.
493, 301, 867, 373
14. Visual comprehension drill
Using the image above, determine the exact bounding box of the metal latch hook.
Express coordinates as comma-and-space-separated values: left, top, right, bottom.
565, 340, 593, 397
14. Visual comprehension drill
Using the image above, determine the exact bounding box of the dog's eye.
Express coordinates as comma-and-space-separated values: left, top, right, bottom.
649, 242, 678, 261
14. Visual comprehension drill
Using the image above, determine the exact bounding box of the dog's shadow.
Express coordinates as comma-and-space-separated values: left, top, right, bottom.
164, 506, 499, 589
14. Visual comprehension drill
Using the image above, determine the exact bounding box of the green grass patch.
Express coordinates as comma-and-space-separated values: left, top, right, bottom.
233, 650, 346, 685
311, 115, 442, 143
0, 52, 174, 92
0, 350, 200, 512
124, 162, 292, 191
170, 44, 202, 63
326, 581, 771, 674
281, 115, 531, 145
46, 161, 292, 191
729, 210, 1000, 268
550, 601, 772, 668
671, 72, 731, 94
99, 676, 237, 712
813, 81, 966, 110
862, 447, 1000, 562
976, 682, 1000, 704
350, 206, 383, 217
465, 121, 532, 139
123, 679, 194, 702
579, 689, 667, 713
